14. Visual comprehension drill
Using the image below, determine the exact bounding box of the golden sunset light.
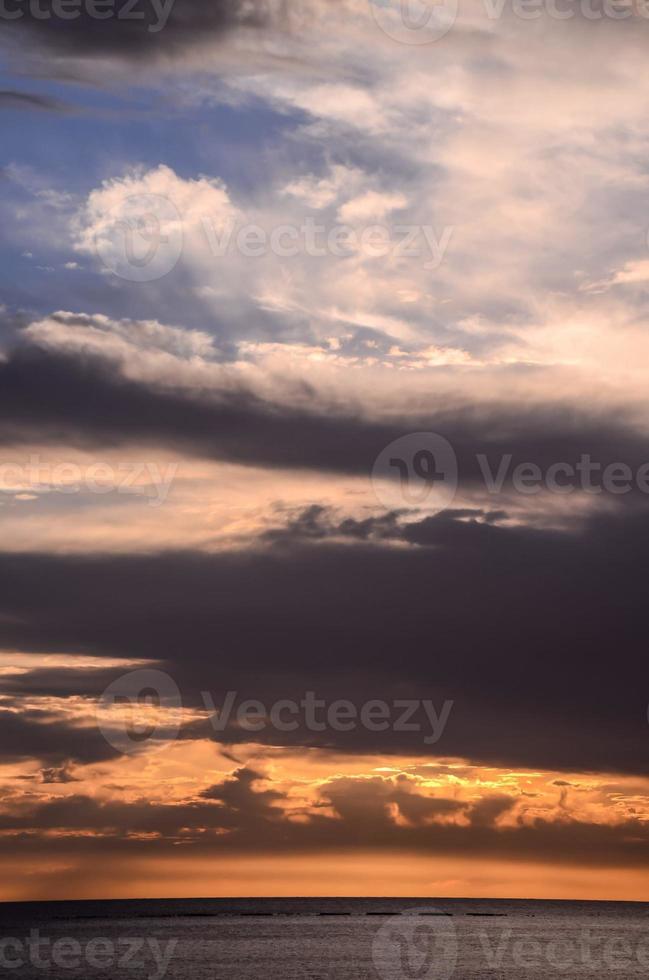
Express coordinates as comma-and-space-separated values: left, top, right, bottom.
2, 2, 649, 977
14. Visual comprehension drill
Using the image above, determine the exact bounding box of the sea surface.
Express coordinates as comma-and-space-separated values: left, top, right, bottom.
0, 897, 648, 979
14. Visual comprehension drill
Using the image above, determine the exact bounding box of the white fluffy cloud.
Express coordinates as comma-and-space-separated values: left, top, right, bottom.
10, 0, 649, 419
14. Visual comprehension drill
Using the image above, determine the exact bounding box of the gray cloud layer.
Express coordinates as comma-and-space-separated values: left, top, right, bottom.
0, 336, 647, 776
0, 341, 646, 489
0, 0, 272, 61
1, 503, 648, 775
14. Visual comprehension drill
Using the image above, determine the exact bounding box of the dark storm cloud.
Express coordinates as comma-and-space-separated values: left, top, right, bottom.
1, 506, 648, 775
0, 0, 273, 62
1, 342, 649, 493
0, 704, 120, 764
467, 794, 517, 829
39, 763, 80, 782
321, 774, 466, 827
263, 505, 508, 544
0, 792, 227, 833
1, 338, 648, 774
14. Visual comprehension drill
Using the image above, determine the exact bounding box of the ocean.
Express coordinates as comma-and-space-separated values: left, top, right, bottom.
0, 897, 648, 979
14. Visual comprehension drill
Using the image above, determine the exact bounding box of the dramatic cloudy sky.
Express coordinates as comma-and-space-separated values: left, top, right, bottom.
1, 0, 649, 902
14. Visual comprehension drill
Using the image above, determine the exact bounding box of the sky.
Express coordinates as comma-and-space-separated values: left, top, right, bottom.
1, 0, 649, 902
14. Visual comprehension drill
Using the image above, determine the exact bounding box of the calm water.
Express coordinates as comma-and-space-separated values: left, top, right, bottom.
0, 897, 648, 979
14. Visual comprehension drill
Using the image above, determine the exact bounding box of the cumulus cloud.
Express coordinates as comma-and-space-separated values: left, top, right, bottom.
1, 764, 649, 872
